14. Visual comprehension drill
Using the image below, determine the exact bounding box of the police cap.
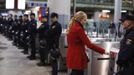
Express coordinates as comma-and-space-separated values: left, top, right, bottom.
120, 15, 134, 22
24, 14, 28, 17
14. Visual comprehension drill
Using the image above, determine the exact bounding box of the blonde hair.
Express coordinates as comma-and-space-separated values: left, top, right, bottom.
67, 11, 87, 34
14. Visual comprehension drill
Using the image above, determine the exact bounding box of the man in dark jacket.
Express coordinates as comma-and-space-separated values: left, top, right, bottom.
27, 13, 37, 60
117, 15, 134, 75
37, 16, 49, 66
47, 13, 62, 75
21, 14, 30, 54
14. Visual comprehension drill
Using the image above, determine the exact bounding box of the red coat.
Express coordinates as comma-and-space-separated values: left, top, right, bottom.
66, 21, 105, 70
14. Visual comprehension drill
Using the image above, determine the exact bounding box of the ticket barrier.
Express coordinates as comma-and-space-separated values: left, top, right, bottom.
86, 42, 119, 75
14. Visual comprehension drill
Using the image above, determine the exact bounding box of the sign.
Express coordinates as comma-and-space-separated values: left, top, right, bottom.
26, 1, 47, 7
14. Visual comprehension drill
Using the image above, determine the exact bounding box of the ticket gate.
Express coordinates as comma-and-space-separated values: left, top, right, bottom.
87, 42, 119, 75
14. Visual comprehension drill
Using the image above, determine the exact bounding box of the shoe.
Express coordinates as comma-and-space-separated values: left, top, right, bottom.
21, 51, 28, 54
37, 62, 46, 66
27, 56, 36, 60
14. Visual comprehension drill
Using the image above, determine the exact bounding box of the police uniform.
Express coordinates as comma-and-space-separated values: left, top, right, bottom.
117, 15, 134, 75
37, 22, 49, 65
27, 19, 37, 59
21, 19, 30, 54
46, 21, 62, 75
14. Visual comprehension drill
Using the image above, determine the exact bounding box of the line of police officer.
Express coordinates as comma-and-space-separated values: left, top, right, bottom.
0, 12, 62, 75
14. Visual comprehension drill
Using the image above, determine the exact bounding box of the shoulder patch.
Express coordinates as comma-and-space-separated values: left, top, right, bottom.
126, 39, 133, 45
52, 25, 56, 29
32, 23, 36, 26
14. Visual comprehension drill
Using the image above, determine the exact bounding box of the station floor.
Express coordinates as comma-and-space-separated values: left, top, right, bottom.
0, 34, 67, 75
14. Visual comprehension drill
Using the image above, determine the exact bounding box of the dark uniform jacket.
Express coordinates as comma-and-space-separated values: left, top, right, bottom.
46, 21, 62, 49
38, 22, 49, 40
117, 27, 134, 66
28, 19, 37, 38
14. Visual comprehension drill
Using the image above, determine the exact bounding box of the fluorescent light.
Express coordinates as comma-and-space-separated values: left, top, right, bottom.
34, 6, 40, 11
24, 10, 31, 14
121, 10, 127, 13
6, 0, 14, 9
18, 0, 26, 9
102, 10, 110, 13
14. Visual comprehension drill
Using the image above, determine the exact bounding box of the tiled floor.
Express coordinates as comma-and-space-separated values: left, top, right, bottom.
0, 34, 67, 75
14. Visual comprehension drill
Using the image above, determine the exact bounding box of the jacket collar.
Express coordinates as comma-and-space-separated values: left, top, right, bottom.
125, 27, 134, 35
75, 21, 84, 30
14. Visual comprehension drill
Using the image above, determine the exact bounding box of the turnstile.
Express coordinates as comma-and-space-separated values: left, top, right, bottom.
88, 42, 119, 75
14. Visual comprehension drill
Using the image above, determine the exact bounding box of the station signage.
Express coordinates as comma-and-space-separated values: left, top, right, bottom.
26, 1, 47, 8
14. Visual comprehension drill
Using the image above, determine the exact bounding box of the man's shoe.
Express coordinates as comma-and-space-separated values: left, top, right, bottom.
37, 62, 46, 66
27, 56, 36, 60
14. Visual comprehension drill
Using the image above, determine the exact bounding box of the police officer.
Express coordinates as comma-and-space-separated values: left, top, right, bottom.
117, 15, 134, 75
21, 14, 30, 54
17, 15, 23, 48
12, 15, 18, 46
46, 13, 62, 75
7, 14, 13, 40
37, 16, 49, 66
27, 13, 37, 60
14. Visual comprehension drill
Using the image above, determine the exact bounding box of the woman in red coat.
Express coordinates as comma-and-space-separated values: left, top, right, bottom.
66, 11, 106, 75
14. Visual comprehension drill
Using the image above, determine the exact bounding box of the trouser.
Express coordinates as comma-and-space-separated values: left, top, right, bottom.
116, 64, 134, 75
51, 59, 58, 75
70, 69, 84, 75
30, 38, 36, 57
23, 41, 29, 53
39, 47, 48, 63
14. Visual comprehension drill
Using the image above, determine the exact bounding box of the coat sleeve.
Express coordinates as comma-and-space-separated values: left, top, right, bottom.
78, 27, 105, 54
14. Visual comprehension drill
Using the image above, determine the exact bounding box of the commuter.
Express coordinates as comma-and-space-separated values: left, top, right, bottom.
27, 13, 37, 60
116, 15, 134, 75
46, 12, 62, 75
37, 16, 49, 66
66, 11, 108, 75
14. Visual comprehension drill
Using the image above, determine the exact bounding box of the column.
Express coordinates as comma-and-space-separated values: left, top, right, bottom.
114, 0, 122, 24
48, 0, 71, 29
114, 0, 122, 40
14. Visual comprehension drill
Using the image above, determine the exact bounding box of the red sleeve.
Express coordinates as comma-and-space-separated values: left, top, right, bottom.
78, 27, 105, 54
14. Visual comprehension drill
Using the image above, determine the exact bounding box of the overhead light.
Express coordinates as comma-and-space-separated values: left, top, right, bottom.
34, 6, 40, 11
24, 10, 31, 14
18, 0, 26, 9
6, 0, 14, 9
121, 10, 127, 13
102, 10, 110, 13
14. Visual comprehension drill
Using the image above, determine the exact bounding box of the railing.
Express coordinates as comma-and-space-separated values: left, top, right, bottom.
72, 0, 134, 7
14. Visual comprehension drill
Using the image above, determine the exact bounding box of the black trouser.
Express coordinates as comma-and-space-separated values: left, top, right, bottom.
39, 47, 48, 63
117, 64, 134, 75
23, 40, 29, 53
51, 59, 58, 75
70, 69, 84, 75
30, 38, 36, 57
